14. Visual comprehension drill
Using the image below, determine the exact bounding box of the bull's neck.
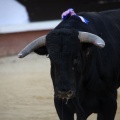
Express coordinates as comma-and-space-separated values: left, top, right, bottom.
79, 47, 98, 92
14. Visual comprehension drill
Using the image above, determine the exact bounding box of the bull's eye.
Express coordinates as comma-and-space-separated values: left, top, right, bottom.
72, 67, 74, 70
73, 59, 78, 65
86, 50, 90, 57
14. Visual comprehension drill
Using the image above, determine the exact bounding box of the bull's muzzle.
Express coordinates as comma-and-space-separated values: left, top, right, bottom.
55, 90, 75, 99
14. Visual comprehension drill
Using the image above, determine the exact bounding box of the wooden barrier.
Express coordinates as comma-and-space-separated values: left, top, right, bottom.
0, 30, 50, 57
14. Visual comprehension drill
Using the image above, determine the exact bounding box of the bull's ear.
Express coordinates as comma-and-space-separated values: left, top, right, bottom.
34, 46, 48, 55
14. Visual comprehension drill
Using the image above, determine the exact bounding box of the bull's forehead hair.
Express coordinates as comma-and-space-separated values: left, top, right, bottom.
46, 28, 80, 56
46, 28, 79, 45
47, 28, 78, 36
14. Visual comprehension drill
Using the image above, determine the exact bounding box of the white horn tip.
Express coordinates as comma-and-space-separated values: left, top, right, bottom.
99, 44, 105, 48
96, 42, 105, 48
18, 53, 24, 58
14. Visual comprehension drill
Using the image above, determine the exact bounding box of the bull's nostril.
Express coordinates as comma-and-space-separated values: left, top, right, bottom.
67, 90, 73, 97
56, 90, 75, 99
68, 90, 73, 94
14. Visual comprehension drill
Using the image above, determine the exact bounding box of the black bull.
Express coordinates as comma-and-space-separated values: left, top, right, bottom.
18, 9, 120, 120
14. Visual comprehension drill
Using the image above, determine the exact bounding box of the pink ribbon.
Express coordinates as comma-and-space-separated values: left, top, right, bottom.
61, 8, 76, 20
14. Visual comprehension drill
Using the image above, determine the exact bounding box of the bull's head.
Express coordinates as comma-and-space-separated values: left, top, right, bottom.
18, 28, 105, 99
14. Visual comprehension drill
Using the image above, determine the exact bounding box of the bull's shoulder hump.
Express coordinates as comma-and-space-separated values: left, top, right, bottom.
77, 11, 98, 17
99, 9, 120, 23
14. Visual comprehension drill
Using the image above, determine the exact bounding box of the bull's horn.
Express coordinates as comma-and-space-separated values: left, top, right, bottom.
18, 35, 46, 58
78, 32, 105, 48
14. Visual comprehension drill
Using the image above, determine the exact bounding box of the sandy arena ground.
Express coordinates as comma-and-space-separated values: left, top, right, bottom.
0, 54, 120, 120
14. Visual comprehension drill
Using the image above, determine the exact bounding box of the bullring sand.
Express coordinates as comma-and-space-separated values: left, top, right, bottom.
0, 54, 120, 120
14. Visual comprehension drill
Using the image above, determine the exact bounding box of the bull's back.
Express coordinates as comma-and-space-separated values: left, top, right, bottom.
100, 9, 120, 36
99, 9, 120, 89
100, 9, 120, 52
100, 9, 120, 24
79, 9, 120, 88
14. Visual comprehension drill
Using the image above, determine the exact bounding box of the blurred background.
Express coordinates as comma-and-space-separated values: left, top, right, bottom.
0, 1, 120, 120
17, 0, 120, 22
0, 0, 120, 57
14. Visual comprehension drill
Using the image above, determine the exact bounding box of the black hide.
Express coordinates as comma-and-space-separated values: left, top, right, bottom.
34, 9, 120, 120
